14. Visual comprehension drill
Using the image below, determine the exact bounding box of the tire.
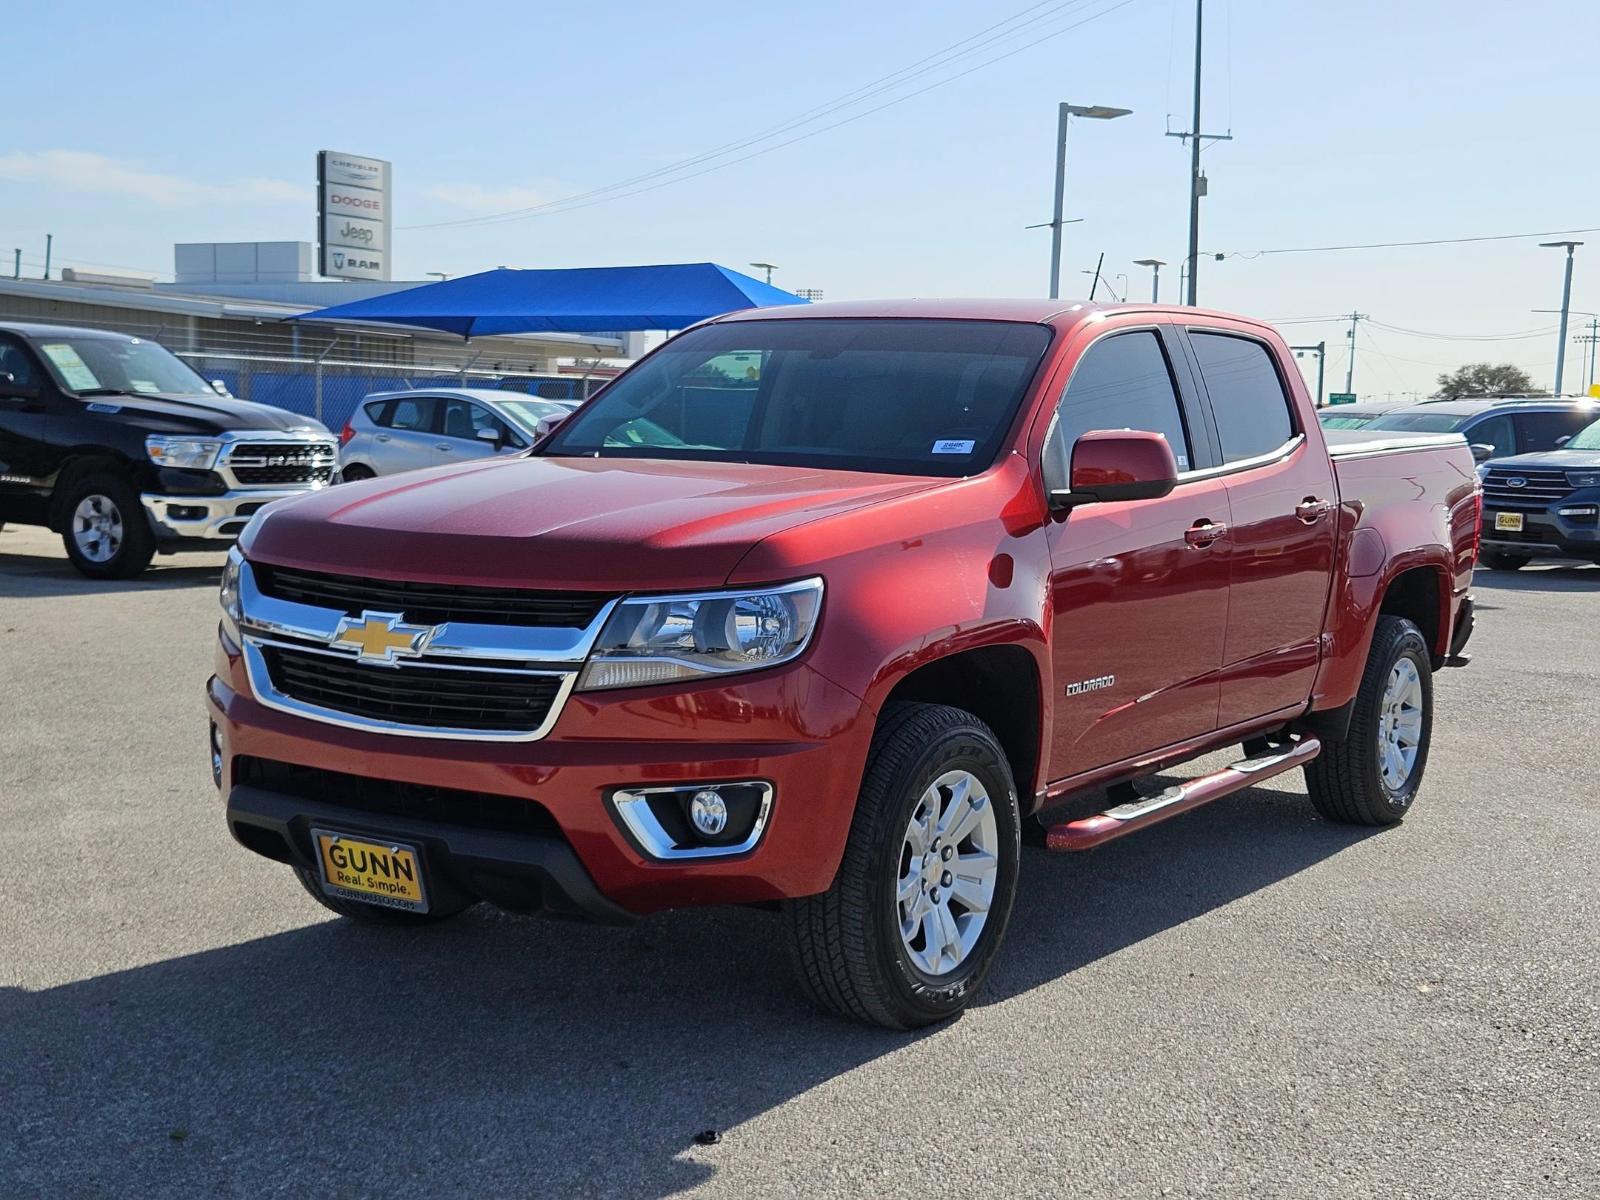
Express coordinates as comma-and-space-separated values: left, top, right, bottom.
59, 473, 157, 579
1304, 615, 1433, 826
293, 866, 472, 926
1479, 550, 1527, 571
785, 702, 1021, 1029
339, 463, 376, 483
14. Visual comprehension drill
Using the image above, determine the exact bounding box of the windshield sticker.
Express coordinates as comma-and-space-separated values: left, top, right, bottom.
931, 439, 976, 454
128, 379, 161, 394
85, 402, 122, 414
40, 343, 101, 391
1176, 452, 1190, 470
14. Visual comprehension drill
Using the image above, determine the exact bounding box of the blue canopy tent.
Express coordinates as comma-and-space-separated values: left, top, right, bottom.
291, 262, 807, 337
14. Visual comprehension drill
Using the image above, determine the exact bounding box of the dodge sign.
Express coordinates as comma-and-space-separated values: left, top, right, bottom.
317, 151, 391, 281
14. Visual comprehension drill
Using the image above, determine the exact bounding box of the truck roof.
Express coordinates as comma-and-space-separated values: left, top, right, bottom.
713, 298, 1271, 330
0, 320, 136, 341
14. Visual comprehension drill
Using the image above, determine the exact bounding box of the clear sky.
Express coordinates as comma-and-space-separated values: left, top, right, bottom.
4, 0, 1598, 398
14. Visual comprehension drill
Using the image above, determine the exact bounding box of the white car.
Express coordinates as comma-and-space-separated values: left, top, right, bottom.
337, 388, 579, 480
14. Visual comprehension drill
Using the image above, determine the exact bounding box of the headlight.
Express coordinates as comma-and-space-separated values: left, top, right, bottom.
219, 548, 243, 643
1565, 470, 1600, 488
576, 578, 824, 691
146, 435, 222, 471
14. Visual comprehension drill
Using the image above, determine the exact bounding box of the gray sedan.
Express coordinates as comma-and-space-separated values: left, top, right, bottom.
337, 388, 579, 480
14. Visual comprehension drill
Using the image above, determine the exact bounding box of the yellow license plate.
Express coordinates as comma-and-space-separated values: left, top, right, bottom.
1494, 512, 1524, 532
313, 829, 428, 912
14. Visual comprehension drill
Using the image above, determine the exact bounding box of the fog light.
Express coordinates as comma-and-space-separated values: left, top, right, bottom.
689, 789, 729, 836
209, 721, 224, 788
169, 504, 208, 521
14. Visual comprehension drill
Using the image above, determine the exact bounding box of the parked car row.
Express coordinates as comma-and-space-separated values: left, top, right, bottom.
338, 388, 579, 481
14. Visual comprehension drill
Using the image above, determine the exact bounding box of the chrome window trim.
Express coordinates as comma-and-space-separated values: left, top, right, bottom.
240, 638, 577, 743
609, 782, 775, 860
1173, 432, 1306, 483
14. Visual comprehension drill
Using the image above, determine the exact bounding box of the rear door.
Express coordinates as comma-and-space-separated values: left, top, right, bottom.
370, 394, 440, 474
0, 334, 52, 518
1461, 412, 1516, 460
1183, 328, 1338, 726
1042, 324, 1232, 777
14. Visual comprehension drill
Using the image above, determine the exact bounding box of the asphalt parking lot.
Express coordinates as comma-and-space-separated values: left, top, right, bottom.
2, 522, 1597, 1199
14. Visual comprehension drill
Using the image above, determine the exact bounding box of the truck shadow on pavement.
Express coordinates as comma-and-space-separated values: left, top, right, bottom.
0, 782, 1370, 1199
0, 544, 223, 598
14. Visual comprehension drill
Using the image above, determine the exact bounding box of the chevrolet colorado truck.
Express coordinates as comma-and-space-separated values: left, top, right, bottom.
208, 300, 1479, 1029
0, 321, 336, 578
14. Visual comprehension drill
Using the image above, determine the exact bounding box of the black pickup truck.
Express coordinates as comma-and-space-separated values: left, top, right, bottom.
0, 321, 337, 578
1478, 413, 1600, 569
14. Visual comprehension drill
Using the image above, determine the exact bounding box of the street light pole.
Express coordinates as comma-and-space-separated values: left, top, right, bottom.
749, 261, 778, 285
1045, 103, 1131, 299
1134, 258, 1166, 302
1540, 241, 1582, 395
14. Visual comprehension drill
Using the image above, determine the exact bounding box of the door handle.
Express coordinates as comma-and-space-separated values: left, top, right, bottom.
1184, 519, 1227, 548
374, 433, 390, 442
1295, 497, 1333, 524
435, 442, 454, 452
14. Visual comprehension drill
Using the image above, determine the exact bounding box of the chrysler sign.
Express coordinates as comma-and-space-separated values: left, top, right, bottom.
317, 150, 391, 281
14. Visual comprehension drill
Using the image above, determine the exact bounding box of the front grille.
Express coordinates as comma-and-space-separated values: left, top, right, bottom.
233, 755, 562, 837
254, 563, 613, 629
225, 442, 337, 486
262, 645, 566, 733
1482, 468, 1572, 505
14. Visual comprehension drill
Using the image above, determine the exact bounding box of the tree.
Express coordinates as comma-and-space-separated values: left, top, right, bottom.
1434, 363, 1538, 398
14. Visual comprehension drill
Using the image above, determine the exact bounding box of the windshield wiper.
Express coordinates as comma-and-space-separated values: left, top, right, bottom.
75, 388, 139, 398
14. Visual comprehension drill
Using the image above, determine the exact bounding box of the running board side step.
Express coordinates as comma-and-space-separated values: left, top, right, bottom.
1045, 736, 1323, 852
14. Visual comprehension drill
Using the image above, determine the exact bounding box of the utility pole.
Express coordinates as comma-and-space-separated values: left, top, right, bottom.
1291, 341, 1328, 407
1343, 312, 1368, 395
1165, 2, 1231, 306
1576, 317, 1600, 390
11, 248, 19, 279
43, 233, 52, 280
1540, 241, 1582, 394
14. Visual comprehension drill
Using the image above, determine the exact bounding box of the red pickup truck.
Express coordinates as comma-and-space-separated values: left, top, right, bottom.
208, 300, 1479, 1028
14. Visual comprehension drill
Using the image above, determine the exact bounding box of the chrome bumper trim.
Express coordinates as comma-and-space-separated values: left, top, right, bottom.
141, 488, 321, 541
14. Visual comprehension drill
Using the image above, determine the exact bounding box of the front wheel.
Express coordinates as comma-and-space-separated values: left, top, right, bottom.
1304, 615, 1433, 825
785, 703, 1021, 1029
59, 473, 156, 579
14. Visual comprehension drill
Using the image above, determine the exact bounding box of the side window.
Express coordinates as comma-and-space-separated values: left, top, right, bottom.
442, 399, 514, 444
1513, 409, 1592, 451
0, 336, 41, 387
1467, 413, 1515, 458
1044, 330, 1191, 491
388, 396, 438, 433
1188, 332, 1296, 463
364, 399, 394, 427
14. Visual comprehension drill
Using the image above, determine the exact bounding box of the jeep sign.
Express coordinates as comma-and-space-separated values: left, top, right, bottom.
317, 151, 391, 281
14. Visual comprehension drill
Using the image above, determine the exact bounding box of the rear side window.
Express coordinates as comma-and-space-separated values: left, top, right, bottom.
1045, 331, 1192, 489
1465, 413, 1515, 457
1189, 332, 1296, 462
0, 336, 41, 387
1514, 409, 1596, 451
387, 396, 438, 432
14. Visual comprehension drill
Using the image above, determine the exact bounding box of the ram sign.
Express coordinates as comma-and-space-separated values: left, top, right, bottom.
317, 151, 391, 281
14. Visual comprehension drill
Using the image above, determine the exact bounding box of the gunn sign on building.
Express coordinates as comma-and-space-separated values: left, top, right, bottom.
317, 151, 391, 281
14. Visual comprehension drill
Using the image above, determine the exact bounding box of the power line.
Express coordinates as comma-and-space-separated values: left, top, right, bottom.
400, 0, 1139, 231
1211, 224, 1600, 258
1366, 319, 1562, 342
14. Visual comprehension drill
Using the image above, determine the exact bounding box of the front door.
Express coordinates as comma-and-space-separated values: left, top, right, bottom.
1183, 329, 1338, 725
1043, 326, 1231, 780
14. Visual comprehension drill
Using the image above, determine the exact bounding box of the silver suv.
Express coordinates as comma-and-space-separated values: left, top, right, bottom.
337, 388, 578, 480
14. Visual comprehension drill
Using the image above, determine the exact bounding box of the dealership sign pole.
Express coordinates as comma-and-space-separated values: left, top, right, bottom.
317, 151, 392, 281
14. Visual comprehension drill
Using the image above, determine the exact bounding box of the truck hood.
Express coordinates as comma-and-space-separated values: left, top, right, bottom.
1487, 449, 1600, 471
81, 392, 329, 436
243, 454, 942, 591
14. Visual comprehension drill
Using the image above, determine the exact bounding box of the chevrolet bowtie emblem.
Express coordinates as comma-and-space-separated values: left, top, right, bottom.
330, 611, 437, 664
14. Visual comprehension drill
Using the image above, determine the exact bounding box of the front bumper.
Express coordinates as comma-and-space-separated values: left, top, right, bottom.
142, 487, 322, 541
1480, 504, 1600, 561
208, 638, 876, 917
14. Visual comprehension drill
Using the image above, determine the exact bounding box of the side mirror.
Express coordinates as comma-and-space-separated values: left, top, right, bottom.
533, 412, 569, 442
0, 371, 40, 401
1556, 435, 1572, 448
1049, 430, 1179, 511
211, 379, 232, 397
476, 426, 502, 445
1469, 442, 1494, 463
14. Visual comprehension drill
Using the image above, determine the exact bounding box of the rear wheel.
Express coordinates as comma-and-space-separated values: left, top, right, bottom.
339, 463, 376, 483
293, 866, 472, 925
1304, 615, 1433, 826
1479, 550, 1528, 571
59, 473, 156, 579
786, 703, 1021, 1029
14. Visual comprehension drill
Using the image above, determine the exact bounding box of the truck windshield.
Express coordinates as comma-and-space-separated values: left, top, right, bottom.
34, 335, 215, 398
1566, 418, 1600, 450
542, 318, 1052, 476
